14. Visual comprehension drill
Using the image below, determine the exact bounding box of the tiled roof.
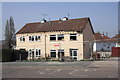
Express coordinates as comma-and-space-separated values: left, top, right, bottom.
93, 33, 112, 42
111, 34, 120, 42
112, 34, 120, 39
16, 17, 94, 34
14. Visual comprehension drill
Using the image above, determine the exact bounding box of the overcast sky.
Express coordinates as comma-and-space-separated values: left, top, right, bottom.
2, 2, 118, 40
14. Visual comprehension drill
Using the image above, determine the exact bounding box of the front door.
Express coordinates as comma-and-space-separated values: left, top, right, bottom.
71, 50, 78, 60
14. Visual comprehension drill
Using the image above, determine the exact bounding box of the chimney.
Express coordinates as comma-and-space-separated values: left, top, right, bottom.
59, 18, 62, 23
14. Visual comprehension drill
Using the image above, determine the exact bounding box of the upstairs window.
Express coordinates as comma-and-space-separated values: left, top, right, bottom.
31, 36, 34, 41
70, 34, 77, 41
29, 36, 41, 41
58, 34, 64, 41
35, 36, 41, 41
50, 35, 56, 41
19, 36, 25, 42
29, 36, 32, 41
37, 36, 41, 41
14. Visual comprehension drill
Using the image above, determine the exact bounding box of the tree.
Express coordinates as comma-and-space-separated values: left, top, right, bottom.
4, 17, 15, 49
5, 19, 10, 48
9, 17, 16, 47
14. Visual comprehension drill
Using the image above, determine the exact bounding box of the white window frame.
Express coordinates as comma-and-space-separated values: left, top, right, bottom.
19, 36, 25, 42
28, 49, 34, 58
29, 36, 41, 41
50, 35, 56, 41
58, 34, 64, 41
36, 49, 41, 57
31, 36, 35, 41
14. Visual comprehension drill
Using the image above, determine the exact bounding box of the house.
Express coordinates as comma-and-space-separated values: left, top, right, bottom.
111, 34, 120, 47
16, 17, 94, 61
93, 33, 116, 58
111, 34, 120, 57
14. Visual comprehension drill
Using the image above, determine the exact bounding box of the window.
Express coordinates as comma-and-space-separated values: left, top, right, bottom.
50, 50, 56, 58
29, 49, 34, 57
20, 37, 22, 41
19, 36, 25, 42
31, 49, 34, 57
69, 49, 78, 60
37, 36, 41, 41
29, 36, 41, 41
36, 49, 41, 57
35, 36, 41, 41
58, 34, 64, 40
29, 36, 32, 41
29, 49, 32, 57
58, 49, 64, 58
35, 36, 38, 41
32, 36, 34, 41
50, 35, 56, 41
70, 34, 77, 41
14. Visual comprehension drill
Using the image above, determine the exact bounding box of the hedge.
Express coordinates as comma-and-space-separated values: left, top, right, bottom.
1, 49, 28, 62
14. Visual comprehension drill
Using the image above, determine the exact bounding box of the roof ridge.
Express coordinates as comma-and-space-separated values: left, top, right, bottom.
26, 17, 90, 24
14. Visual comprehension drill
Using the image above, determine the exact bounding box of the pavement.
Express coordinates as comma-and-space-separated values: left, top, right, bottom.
2, 57, 119, 78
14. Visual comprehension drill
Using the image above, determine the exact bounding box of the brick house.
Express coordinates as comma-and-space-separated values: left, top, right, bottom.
16, 17, 94, 61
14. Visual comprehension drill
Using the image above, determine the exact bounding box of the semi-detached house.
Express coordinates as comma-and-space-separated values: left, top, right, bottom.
16, 17, 94, 61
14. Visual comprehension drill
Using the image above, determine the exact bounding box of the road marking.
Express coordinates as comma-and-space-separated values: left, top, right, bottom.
46, 69, 49, 70
57, 69, 62, 71
48, 69, 62, 74
93, 69, 96, 71
108, 76, 112, 78
84, 69, 88, 71
38, 71, 44, 74
74, 69, 77, 71
68, 70, 77, 75
69, 72, 73, 74
39, 72, 44, 74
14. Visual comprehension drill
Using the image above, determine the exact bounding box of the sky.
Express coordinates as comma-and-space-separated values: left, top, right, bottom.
1, 2, 118, 40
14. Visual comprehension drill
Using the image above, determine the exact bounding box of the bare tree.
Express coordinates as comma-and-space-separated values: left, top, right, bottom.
4, 17, 15, 49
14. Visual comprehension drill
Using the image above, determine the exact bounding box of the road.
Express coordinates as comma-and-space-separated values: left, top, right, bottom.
2, 58, 119, 78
